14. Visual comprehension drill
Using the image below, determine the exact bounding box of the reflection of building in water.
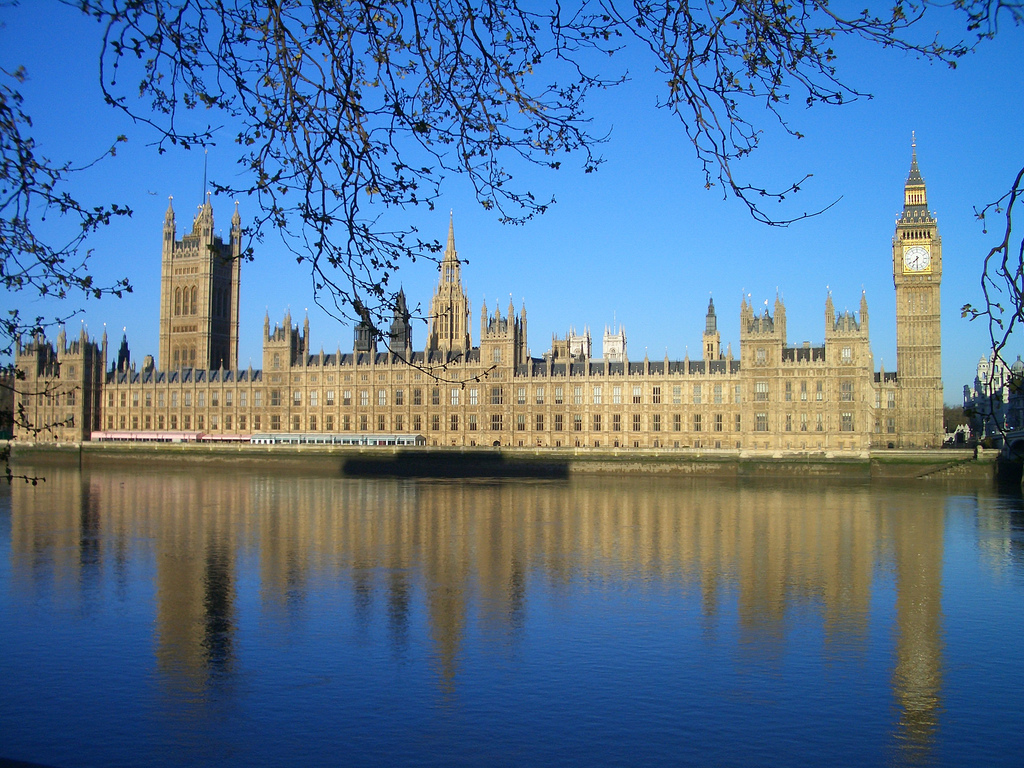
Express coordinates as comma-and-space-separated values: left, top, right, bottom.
887, 502, 944, 762
9, 469, 954, 748
92, 471, 243, 697
970, 492, 1024, 575
10, 469, 246, 701
8, 469, 108, 594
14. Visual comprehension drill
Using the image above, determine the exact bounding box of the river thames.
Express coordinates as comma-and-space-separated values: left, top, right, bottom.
2, 465, 1023, 767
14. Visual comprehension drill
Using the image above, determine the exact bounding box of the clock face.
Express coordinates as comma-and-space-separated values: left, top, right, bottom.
903, 245, 931, 272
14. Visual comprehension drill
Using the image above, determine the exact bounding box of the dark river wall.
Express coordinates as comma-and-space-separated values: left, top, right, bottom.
9, 441, 995, 480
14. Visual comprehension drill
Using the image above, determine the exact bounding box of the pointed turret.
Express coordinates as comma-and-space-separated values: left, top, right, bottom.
117, 332, 131, 373
774, 293, 787, 345
230, 200, 242, 248
900, 133, 934, 226
389, 288, 413, 353
192, 191, 214, 237
702, 295, 721, 361
353, 305, 376, 354
302, 313, 310, 365
517, 302, 529, 364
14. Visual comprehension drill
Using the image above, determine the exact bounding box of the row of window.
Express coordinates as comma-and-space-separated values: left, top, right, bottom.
21, 391, 76, 406
108, 412, 751, 434
107, 409, 861, 434
773, 413, 856, 432
110, 383, 738, 409
171, 346, 197, 368
753, 347, 858, 364
173, 286, 198, 316
108, 380, 875, 410
107, 380, 869, 415
778, 380, 858, 402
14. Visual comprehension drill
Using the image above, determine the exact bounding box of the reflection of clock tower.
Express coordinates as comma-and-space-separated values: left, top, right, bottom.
893, 136, 943, 447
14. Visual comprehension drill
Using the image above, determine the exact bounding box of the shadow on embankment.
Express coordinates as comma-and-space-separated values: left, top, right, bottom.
341, 450, 570, 478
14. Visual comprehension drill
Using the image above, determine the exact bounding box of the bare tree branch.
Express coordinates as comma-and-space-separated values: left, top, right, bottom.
70, 0, 995, 334
1, 65, 133, 355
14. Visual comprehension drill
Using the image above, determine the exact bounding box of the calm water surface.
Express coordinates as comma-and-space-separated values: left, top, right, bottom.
2, 466, 1023, 767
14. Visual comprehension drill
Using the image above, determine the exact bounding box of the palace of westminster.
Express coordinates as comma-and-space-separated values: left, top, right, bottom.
12, 146, 945, 450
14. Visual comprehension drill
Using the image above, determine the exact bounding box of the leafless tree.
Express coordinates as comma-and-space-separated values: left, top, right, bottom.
76, 0, 988, 330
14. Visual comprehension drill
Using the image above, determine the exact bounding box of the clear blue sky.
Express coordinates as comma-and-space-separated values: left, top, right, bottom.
3, 2, 1023, 404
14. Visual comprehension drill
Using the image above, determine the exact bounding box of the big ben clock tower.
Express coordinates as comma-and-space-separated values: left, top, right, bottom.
893, 135, 943, 447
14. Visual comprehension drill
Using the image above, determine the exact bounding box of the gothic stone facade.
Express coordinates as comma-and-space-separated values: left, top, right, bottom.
12, 327, 105, 443
13, 148, 943, 449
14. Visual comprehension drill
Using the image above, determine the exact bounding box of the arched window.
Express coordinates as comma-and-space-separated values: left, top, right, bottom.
189, 347, 196, 366
190, 286, 198, 315
174, 287, 181, 316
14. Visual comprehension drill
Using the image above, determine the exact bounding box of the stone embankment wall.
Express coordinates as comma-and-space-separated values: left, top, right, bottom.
5, 441, 995, 481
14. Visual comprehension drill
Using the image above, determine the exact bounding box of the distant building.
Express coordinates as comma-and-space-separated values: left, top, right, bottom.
964, 351, 1024, 441
602, 325, 627, 364
12, 143, 945, 449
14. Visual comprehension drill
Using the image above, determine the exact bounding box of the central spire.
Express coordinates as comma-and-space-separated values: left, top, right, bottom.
440, 211, 462, 286
445, 209, 456, 258
428, 212, 471, 355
